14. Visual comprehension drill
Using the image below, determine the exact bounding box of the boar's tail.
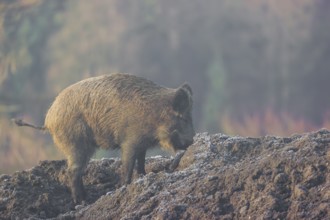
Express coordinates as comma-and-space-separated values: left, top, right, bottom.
12, 118, 46, 131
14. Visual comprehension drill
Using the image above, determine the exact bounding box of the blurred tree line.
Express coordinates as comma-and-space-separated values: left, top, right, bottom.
1, 0, 330, 171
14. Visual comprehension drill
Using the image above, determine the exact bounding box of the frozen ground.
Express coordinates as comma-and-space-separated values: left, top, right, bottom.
0, 131, 329, 219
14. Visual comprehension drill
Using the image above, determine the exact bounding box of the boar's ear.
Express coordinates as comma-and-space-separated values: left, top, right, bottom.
173, 84, 192, 113
181, 83, 193, 97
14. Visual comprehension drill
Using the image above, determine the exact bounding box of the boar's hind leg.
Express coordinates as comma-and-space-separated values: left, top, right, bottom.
68, 162, 85, 204
67, 144, 95, 204
136, 149, 147, 175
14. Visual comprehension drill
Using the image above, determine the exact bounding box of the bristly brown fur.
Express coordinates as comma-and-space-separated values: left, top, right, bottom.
15, 73, 195, 204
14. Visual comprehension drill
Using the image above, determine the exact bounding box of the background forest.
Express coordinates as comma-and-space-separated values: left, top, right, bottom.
1, 0, 330, 173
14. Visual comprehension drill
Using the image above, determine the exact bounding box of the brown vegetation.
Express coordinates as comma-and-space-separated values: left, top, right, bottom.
0, 117, 62, 174
1, 0, 330, 173
221, 109, 330, 136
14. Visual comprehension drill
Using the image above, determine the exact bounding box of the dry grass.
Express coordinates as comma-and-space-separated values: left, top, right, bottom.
2, 108, 329, 174
0, 116, 63, 174
220, 108, 326, 137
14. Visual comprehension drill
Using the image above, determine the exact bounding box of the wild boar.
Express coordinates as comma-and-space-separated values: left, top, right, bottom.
14, 73, 195, 204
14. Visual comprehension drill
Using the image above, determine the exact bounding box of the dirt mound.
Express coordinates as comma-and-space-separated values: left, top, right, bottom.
0, 130, 329, 219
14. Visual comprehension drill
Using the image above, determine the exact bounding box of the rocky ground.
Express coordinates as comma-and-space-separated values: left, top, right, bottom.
0, 130, 329, 219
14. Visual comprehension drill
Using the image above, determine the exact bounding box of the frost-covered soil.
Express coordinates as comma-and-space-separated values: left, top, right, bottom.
0, 130, 329, 219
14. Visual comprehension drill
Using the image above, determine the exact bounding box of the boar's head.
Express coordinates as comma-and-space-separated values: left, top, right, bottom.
158, 83, 195, 153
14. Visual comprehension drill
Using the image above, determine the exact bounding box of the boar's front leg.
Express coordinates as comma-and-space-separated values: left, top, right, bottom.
136, 149, 147, 175
121, 141, 138, 184
121, 140, 148, 184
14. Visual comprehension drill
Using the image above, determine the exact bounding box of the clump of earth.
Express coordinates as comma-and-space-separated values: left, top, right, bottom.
0, 130, 329, 219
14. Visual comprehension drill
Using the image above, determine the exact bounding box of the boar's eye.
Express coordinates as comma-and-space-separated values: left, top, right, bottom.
177, 114, 189, 123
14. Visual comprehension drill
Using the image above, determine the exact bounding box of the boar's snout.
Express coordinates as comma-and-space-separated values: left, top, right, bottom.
171, 129, 195, 150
